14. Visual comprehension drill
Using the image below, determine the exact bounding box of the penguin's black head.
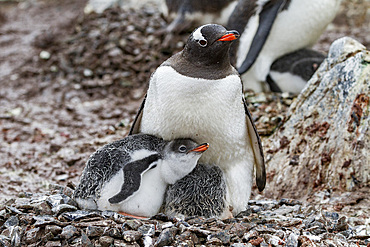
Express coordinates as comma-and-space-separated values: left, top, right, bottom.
183, 24, 239, 66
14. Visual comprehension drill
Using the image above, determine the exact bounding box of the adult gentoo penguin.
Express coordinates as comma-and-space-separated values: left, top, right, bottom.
228, 0, 341, 92
163, 0, 237, 33
130, 24, 266, 215
73, 134, 209, 218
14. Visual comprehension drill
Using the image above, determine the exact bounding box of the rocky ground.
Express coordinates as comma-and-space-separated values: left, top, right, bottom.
0, 0, 369, 246
1, 187, 369, 246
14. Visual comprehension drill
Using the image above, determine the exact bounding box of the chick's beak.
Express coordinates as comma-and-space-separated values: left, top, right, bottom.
187, 143, 209, 153
217, 30, 240, 42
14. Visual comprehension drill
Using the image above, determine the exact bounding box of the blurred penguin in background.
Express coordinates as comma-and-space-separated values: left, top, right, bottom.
228, 0, 341, 92
266, 48, 326, 93
163, 0, 238, 33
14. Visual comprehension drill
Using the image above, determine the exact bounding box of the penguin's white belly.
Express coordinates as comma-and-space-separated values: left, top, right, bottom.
140, 66, 255, 213
140, 66, 254, 168
269, 71, 307, 94
97, 166, 166, 217
238, 0, 340, 88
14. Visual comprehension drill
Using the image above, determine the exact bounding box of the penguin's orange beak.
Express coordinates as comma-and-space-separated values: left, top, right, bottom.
188, 143, 209, 153
218, 31, 240, 41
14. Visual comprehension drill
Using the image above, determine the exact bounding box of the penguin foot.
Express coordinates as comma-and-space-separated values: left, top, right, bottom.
118, 211, 148, 219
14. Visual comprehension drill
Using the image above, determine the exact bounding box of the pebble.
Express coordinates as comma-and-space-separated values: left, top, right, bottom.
86, 225, 105, 237
122, 230, 142, 242
60, 225, 79, 240
99, 235, 114, 247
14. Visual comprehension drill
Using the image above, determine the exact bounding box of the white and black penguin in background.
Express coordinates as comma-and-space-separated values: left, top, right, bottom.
130, 24, 266, 216
73, 134, 209, 218
266, 48, 326, 93
228, 0, 341, 92
163, 0, 238, 33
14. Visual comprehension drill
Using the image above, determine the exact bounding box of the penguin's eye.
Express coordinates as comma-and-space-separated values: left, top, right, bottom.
198, 40, 207, 47
178, 145, 187, 153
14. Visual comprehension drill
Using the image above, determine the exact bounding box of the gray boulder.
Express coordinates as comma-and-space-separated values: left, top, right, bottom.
263, 37, 369, 198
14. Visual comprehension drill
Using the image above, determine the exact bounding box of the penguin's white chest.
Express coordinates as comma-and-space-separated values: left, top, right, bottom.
140, 66, 253, 168
97, 160, 167, 217
237, 0, 340, 87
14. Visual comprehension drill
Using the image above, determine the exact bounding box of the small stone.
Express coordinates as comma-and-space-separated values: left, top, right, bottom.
60, 225, 79, 240
206, 237, 223, 245
188, 226, 211, 237
45, 241, 62, 247
248, 236, 264, 246
323, 211, 339, 220
46, 194, 73, 208
279, 199, 302, 206
227, 223, 250, 238
86, 226, 105, 237
83, 69, 93, 77
138, 224, 155, 236
155, 227, 178, 247
41, 232, 55, 242
3, 216, 19, 228
10, 226, 22, 247
99, 236, 114, 247
333, 216, 349, 232
80, 231, 93, 247
286, 232, 298, 247
55, 174, 69, 181
143, 235, 153, 247
114, 238, 139, 247
0, 235, 10, 247
261, 234, 285, 246
5, 206, 23, 214
24, 227, 41, 244
40, 51, 51, 60
104, 227, 122, 238
51, 204, 77, 215
31, 201, 52, 215
243, 229, 259, 242
173, 239, 196, 247
59, 210, 101, 222
108, 48, 123, 57
208, 230, 231, 245
122, 230, 142, 242
33, 215, 63, 227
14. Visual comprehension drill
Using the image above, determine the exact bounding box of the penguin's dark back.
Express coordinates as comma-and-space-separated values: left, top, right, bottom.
270, 48, 325, 80
227, 0, 292, 65
227, 0, 258, 65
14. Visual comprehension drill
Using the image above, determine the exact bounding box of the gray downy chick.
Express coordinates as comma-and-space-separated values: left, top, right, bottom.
164, 163, 231, 219
73, 134, 208, 217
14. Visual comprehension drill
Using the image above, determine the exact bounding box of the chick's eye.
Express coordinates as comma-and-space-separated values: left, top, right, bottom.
198, 40, 207, 47
179, 145, 187, 153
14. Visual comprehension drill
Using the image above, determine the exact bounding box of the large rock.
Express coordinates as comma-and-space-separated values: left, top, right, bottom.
263, 37, 369, 199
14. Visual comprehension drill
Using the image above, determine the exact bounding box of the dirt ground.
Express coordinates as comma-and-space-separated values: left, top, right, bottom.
0, 0, 369, 214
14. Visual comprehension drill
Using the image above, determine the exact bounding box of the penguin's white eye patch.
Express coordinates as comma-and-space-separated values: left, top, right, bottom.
178, 145, 187, 153
198, 40, 207, 47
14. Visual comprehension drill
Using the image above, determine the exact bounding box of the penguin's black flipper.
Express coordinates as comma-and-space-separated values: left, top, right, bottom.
108, 154, 160, 204
129, 95, 146, 135
237, 0, 286, 75
243, 97, 266, 191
